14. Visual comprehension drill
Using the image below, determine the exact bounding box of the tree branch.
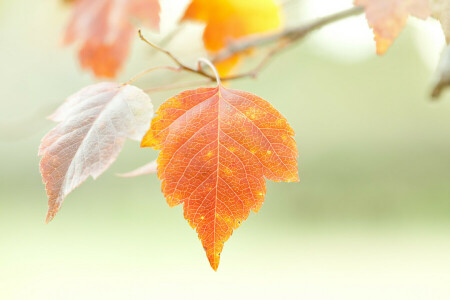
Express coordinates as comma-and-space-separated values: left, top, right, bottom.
138, 30, 218, 81
138, 29, 261, 82
137, 6, 364, 86
212, 6, 364, 63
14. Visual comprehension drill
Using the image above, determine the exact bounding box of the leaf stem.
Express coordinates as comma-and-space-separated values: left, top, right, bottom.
134, 7, 362, 85
198, 58, 221, 85
12, 7, 364, 143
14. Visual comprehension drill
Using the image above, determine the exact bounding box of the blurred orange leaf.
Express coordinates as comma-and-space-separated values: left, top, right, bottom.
65, 0, 160, 78
355, 0, 431, 54
181, 0, 282, 76
39, 83, 153, 223
141, 85, 299, 270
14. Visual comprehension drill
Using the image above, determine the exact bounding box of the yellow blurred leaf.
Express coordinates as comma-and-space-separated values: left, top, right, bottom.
181, 0, 282, 76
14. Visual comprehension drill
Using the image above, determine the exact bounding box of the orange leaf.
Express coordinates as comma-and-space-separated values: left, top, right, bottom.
65, 0, 160, 78
181, 0, 282, 76
39, 83, 153, 223
355, 0, 431, 54
141, 85, 299, 270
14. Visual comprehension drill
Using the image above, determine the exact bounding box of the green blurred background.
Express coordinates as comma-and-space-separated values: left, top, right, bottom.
1, 0, 450, 299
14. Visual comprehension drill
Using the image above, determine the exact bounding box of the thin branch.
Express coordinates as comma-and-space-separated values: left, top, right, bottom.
135, 7, 363, 86
138, 29, 257, 82
212, 6, 364, 63
138, 29, 218, 81
231, 40, 292, 79
7, 7, 363, 140
139, 30, 188, 67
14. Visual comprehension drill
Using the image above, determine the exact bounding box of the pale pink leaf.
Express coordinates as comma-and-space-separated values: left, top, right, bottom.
39, 82, 153, 223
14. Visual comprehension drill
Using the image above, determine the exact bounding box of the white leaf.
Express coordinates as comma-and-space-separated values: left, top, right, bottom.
39, 82, 153, 222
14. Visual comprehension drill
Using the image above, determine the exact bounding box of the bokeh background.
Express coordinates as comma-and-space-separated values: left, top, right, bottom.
1, 0, 450, 299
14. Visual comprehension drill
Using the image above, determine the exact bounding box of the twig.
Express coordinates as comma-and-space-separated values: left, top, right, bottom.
138, 30, 257, 82
212, 6, 364, 63
8, 6, 362, 142
233, 40, 292, 79
136, 7, 363, 86
138, 30, 218, 81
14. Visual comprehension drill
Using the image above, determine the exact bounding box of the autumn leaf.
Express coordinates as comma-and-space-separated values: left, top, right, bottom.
355, 0, 431, 54
65, 0, 160, 78
181, 0, 282, 76
39, 83, 153, 223
141, 85, 299, 270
